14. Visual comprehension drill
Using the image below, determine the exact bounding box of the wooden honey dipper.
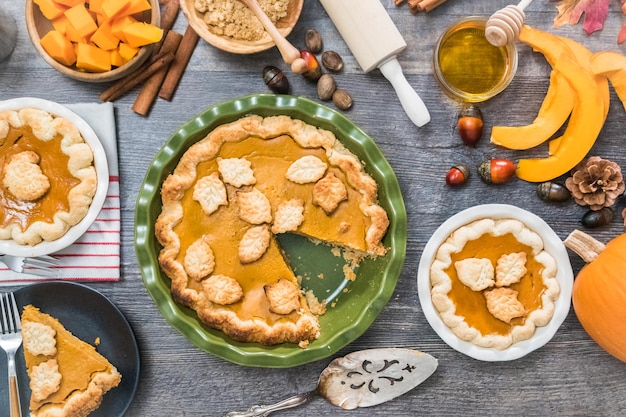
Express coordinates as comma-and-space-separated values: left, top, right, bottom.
485, 0, 534, 47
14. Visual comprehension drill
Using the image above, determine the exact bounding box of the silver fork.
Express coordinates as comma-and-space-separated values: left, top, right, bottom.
0, 254, 59, 278
0, 292, 23, 417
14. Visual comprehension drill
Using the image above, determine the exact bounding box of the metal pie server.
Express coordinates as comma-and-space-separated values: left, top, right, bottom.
223, 348, 438, 416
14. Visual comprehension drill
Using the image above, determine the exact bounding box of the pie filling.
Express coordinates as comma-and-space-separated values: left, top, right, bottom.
430, 218, 560, 350
156, 115, 390, 347
0, 108, 97, 245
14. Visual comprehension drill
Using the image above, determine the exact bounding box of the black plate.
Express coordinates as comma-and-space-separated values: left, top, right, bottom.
0, 282, 140, 416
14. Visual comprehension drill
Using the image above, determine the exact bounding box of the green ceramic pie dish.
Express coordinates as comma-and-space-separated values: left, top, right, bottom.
134, 94, 407, 367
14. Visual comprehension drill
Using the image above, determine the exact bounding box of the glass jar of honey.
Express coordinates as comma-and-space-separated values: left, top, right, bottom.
433, 16, 518, 102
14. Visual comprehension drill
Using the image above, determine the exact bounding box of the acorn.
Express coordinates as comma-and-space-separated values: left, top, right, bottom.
262, 65, 289, 94
582, 207, 614, 228
457, 104, 483, 146
299, 50, 322, 81
446, 164, 470, 186
477, 158, 516, 184
536, 181, 571, 202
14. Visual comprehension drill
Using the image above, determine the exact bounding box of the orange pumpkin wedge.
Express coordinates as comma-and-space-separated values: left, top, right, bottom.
515, 27, 605, 183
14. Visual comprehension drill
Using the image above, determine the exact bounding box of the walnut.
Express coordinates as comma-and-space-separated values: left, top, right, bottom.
565, 156, 625, 210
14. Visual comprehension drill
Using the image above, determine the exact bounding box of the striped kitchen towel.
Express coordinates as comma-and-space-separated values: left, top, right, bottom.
0, 102, 120, 284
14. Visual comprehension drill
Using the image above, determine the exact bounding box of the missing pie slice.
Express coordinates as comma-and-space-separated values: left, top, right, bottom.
21, 305, 121, 417
156, 115, 390, 347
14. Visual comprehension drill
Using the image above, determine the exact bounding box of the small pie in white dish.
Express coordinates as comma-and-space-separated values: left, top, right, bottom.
0, 98, 108, 257
417, 204, 573, 361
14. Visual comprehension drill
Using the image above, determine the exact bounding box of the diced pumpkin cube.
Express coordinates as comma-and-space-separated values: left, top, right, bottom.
118, 0, 151, 17
122, 21, 163, 48
90, 21, 120, 50
110, 48, 125, 67
88, 0, 106, 14
110, 15, 137, 43
118, 42, 139, 61
51, 14, 72, 36
64, 3, 98, 38
76, 42, 111, 72
101, 0, 131, 20
40, 30, 77, 66
55, 0, 85, 6
64, 20, 88, 43
33, 0, 69, 20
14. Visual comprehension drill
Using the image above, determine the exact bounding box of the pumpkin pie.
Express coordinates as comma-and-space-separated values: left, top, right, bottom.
155, 115, 390, 347
21, 305, 121, 417
430, 218, 560, 350
0, 108, 97, 246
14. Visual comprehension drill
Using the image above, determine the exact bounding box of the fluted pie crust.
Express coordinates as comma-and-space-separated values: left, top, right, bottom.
0, 108, 97, 246
156, 115, 389, 347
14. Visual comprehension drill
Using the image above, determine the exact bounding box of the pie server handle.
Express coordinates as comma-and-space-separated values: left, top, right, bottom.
222, 390, 317, 416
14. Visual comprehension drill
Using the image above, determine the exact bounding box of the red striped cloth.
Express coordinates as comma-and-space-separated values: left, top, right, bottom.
0, 102, 120, 285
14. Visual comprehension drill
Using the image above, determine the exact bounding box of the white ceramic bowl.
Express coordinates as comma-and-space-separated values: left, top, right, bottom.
0, 97, 109, 257
417, 204, 573, 361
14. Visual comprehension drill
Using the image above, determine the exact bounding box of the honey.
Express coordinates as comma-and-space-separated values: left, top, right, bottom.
433, 17, 517, 102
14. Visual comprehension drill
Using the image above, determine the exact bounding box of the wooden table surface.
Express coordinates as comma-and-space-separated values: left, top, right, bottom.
2, 0, 626, 416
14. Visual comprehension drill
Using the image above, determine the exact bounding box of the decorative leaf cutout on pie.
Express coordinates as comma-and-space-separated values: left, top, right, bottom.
192, 172, 228, 216
202, 275, 244, 305
239, 224, 271, 263
495, 252, 527, 287
285, 155, 328, 184
313, 173, 348, 214
184, 236, 216, 281
271, 199, 305, 233
217, 157, 256, 187
237, 188, 273, 224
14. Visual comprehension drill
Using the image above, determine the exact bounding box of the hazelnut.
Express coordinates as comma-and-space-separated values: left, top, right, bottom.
305, 29, 323, 54
332, 89, 352, 110
322, 50, 344, 72
317, 74, 337, 101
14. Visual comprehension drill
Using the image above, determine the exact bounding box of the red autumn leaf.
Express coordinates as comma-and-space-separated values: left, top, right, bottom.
552, 0, 611, 35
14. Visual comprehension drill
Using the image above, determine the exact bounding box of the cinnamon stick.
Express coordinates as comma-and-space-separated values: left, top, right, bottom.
132, 30, 183, 115
408, 0, 448, 13
99, 51, 175, 102
159, 25, 199, 101
151, 0, 180, 56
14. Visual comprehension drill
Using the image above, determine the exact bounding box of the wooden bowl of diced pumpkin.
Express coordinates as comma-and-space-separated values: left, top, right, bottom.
26, 0, 162, 82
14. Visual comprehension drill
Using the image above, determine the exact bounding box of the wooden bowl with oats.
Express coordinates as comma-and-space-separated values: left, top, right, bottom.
180, 0, 303, 54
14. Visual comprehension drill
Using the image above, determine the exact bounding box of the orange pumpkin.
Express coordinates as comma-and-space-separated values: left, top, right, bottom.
564, 230, 626, 362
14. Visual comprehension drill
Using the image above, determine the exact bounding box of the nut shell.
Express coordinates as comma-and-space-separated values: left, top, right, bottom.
582, 207, 614, 228
262, 66, 289, 94
457, 104, 483, 146
332, 89, 352, 110
478, 158, 516, 184
322, 50, 344, 72
537, 182, 571, 202
305, 29, 323, 54
446, 164, 470, 186
317, 74, 337, 101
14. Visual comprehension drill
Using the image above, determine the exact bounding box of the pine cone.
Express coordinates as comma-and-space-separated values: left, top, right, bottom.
565, 156, 625, 210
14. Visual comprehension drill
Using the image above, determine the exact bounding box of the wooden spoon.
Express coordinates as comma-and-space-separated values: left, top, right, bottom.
238, 0, 307, 73
485, 0, 534, 47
